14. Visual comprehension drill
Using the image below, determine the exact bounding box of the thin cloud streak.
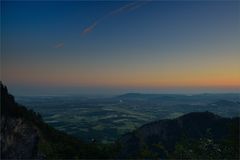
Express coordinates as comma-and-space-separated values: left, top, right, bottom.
54, 42, 64, 48
81, 1, 149, 35
82, 22, 98, 35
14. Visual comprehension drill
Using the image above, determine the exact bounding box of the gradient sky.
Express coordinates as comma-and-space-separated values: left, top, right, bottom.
1, 1, 240, 95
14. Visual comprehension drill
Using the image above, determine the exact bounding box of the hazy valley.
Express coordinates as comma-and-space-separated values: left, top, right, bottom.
15, 93, 240, 143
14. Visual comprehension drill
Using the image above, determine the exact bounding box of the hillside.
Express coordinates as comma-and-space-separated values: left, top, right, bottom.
118, 112, 239, 159
0, 83, 118, 159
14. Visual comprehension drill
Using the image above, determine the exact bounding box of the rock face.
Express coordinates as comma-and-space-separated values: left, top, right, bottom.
1, 116, 39, 159
0, 83, 41, 159
119, 112, 238, 158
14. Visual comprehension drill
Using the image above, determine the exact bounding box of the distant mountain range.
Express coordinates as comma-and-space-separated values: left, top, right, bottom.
117, 92, 240, 102
1, 83, 239, 159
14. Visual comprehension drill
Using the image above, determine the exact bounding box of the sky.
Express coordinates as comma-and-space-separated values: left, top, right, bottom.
1, 1, 240, 95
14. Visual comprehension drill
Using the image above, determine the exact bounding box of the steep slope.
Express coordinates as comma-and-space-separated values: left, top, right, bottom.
1, 84, 42, 159
1, 112, 40, 159
119, 112, 239, 158
0, 83, 117, 159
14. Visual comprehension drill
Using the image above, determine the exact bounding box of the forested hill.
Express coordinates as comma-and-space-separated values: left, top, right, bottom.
118, 112, 239, 159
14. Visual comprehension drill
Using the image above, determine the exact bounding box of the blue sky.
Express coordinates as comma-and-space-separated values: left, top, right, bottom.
1, 1, 240, 95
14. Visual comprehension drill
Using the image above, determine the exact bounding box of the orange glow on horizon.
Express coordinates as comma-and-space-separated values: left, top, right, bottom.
3, 50, 240, 90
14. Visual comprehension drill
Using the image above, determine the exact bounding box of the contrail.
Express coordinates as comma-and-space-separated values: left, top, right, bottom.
54, 42, 64, 48
82, 22, 98, 35
81, 1, 149, 35
108, 1, 140, 16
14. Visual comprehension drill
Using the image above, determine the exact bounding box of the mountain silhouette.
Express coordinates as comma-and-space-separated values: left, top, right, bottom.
118, 111, 239, 158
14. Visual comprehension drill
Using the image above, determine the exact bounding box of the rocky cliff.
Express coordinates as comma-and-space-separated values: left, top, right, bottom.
1, 116, 40, 159
1, 83, 43, 159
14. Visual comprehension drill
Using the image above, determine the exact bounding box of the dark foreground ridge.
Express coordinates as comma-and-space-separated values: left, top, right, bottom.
118, 111, 239, 158
1, 83, 239, 159
0, 83, 118, 159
